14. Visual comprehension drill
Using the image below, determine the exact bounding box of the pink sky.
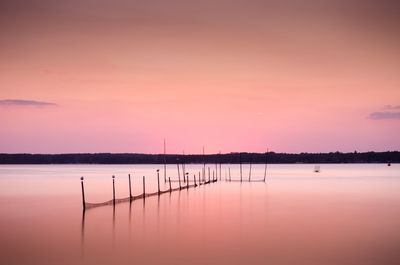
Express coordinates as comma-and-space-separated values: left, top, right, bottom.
1, 0, 399, 154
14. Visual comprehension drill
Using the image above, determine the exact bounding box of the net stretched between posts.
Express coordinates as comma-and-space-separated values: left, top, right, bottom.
84, 179, 217, 209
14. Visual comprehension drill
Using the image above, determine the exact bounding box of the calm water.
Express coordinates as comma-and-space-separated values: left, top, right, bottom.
0, 164, 399, 265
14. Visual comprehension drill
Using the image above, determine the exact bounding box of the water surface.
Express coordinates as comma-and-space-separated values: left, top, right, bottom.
0, 164, 399, 265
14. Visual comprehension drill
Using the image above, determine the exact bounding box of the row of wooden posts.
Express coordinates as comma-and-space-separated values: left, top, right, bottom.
80, 169, 219, 211
80, 149, 268, 210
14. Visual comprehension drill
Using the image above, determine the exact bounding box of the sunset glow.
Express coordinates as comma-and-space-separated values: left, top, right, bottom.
1, 0, 399, 153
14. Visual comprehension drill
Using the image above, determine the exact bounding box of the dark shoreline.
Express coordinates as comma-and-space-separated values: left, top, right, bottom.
0, 151, 399, 164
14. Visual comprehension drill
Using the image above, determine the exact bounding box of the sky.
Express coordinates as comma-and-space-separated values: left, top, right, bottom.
0, 0, 399, 154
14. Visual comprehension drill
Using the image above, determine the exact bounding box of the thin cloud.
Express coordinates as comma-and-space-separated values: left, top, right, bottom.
0, 99, 57, 107
369, 111, 400, 120
383, 104, 400, 110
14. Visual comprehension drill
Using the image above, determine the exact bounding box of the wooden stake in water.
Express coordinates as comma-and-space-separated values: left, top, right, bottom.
263, 149, 268, 182
182, 151, 186, 183
128, 174, 132, 199
229, 167, 231, 181
194, 174, 197, 187
80, 176, 85, 210
240, 153, 243, 182
203, 146, 206, 181
186, 173, 189, 189
157, 169, 160, 195
169, 177, 172, 192
164, 139, 167, 183
208, 167, 210, 181
112, 175, 116, 205
142, 176, 146, 198
177, 163, 181, 183
215, 163, 218, 181
219, 152, 222, 181
178, 164, 182, 189
249, 155, 252, 182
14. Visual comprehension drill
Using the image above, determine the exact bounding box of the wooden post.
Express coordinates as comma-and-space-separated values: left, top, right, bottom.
177, 163, 181, 184
169, 177, 172, 192
264, 149, 268, 182
142, 176, 146, 198
80, 176, 86, 210
249, 156, 252, 182
164, 139, 167, 183
157, 169, 160, 195
128, 174, 132, 199
213, 170, 215, 182
208, 167, 210, 181
194, 174, 197, 187
112, 175, 116, 205
203, 146, 206, 182
186, 173, 189, 189
182, 151, 186, 183
240, 153, 242, 182
198, 172, 201, 185
215, 163, 218, 181
219, 159, 222, 181
178, 164, 182, 189
229, 167, 231, 181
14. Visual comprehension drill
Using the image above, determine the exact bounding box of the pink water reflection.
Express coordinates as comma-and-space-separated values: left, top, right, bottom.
0, 164, 399, 265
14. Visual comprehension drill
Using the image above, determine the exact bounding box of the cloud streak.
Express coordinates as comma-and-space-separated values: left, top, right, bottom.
369, 111, 400, 120
384, 105, 400, 110
0, 99, 57, 107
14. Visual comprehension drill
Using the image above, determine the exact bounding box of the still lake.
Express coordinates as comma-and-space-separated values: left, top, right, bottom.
0, 164, 399, 265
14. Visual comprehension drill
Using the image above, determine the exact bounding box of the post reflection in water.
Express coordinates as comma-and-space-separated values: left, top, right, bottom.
81, 209, 85, 258
112, 205, 116, 249
129, 200, 132, 243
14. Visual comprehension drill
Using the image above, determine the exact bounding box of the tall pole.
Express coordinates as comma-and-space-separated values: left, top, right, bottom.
128, 174, 132, 199
219, 151, 222, 181
112, 175, 116, 205
203, 146, 206, 181
215, 163, 218, 181
182, 151, 186, 183
169, 177, 172, 192
164, 139, 167, 183
177, 163, 181, 182
142, 176, 146, 198
249, 155, 252, 182
157, 169, 160, 195
240, 153, 242, 182
177, 163, 181, 189
80, 176, 85, 210
264, 149, 268, 182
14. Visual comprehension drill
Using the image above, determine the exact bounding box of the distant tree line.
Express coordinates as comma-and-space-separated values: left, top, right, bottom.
0, 151, 398, 164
